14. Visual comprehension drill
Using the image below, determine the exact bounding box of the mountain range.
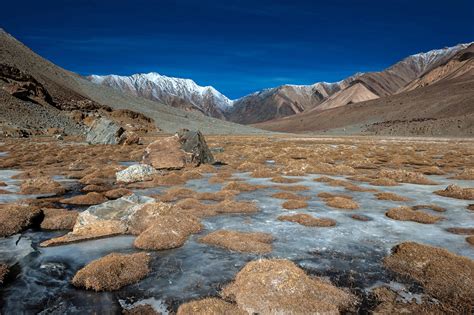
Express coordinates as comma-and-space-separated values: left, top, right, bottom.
1, 27, 473, 137
88, 42, 472, 125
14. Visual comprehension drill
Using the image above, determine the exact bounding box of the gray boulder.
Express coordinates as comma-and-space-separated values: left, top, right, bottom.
116, 164, 157, 183
86, 117, 124, 145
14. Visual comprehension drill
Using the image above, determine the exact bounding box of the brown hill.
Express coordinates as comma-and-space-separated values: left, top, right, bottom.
230, 43, 471, 124
0, 29, 262, 135
254, 58, 474, 137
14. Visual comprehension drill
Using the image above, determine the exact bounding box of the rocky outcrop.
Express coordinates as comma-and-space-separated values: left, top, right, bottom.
72, 252, 151, 291
0, 63, 55, 107
142, 129, 214, 170
41, 194, 187, 246
221, 259, 357, 314
115, 164, 157, 183
85, 117, 125, 145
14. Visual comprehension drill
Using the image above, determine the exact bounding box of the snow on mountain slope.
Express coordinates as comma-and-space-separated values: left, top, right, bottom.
88, 72, 233, 119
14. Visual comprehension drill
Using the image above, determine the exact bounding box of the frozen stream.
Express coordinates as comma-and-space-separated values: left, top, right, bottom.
0, 172, 473, 313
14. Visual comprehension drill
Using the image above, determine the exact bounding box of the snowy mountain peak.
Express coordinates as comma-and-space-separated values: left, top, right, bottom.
87, 72, 233, 116
393, 42, 472, 74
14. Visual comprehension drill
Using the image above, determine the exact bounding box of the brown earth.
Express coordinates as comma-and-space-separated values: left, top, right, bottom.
434, 184, 474, 200
0, 264, 8, 286
385, 206, 443, 224
384, 242, 474, 312
278, 213, 336, 227
60, 192, 108, 205
282, 200, 308, 210
221, 259, 357, 314
177, 298, 245, 315
0, 203, 42, 237
199, 230, 273, 254
72, 252, 151, 291
40, 208, 78, 230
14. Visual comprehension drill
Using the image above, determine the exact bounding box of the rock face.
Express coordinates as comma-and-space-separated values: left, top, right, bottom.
42, 194, 176, 246
115, 164, 157, 183
0, 204, 42, 237
199, 230, 273, 254
384, 242, 474, 312
72, 252, 151, 291
142, 129, 214, 170
86, 117, 125, 145
221, 259, 356, 314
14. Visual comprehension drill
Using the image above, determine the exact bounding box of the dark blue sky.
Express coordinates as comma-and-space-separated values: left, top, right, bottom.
1, 0, 473, 98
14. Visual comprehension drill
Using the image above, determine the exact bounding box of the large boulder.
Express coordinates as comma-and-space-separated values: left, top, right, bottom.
116, 164, 157, 184
86, 117, 125, 145
142, 129, 214, 170
41, 194, 175, 246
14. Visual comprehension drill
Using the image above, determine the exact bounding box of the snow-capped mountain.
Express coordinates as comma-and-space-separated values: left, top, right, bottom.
87, 72, 233, 119
88, 42, 472, 124
227, 42, 472, 123
395, 43, 471, 74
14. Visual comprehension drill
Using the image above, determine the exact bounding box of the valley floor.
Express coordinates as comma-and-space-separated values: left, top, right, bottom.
0, 134, 473, 314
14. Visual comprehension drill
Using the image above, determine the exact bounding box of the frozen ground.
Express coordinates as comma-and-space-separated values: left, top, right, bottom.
0, 171, 473, 313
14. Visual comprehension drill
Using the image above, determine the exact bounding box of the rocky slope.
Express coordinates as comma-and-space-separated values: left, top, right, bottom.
0, 29, 262, 135
255, 45, 474, 137
229, 43, 472, 124
88, 73, 233, 119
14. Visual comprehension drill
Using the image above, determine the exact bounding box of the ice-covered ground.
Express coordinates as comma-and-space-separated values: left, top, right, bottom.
0, 172, 473, 313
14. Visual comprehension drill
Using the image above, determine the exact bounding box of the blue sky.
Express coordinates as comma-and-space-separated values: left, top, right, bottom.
1, 0, 473, 98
